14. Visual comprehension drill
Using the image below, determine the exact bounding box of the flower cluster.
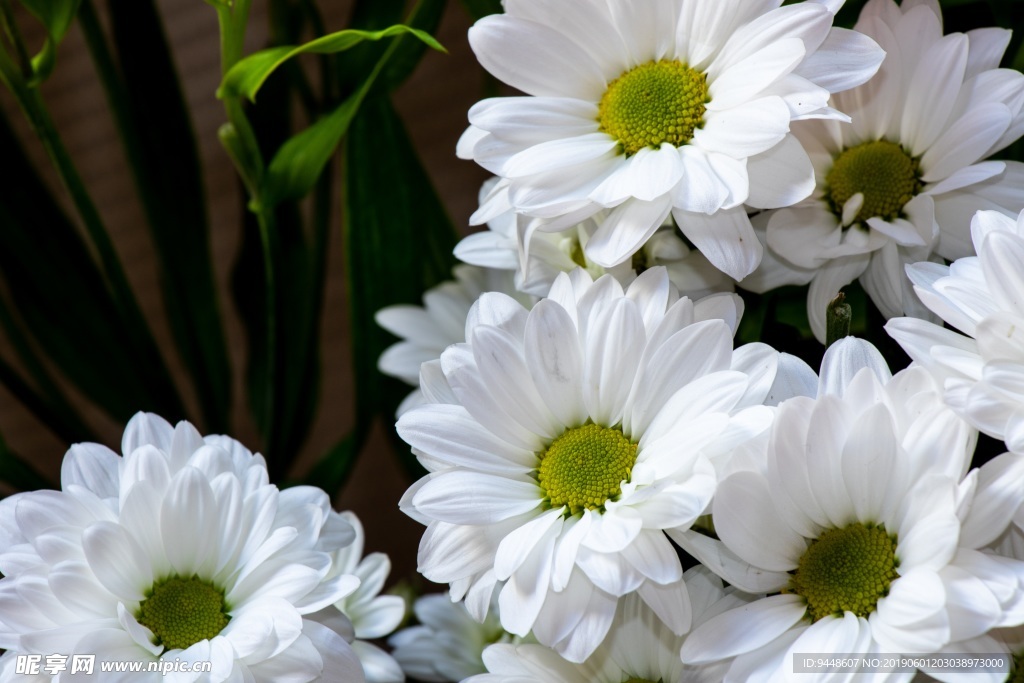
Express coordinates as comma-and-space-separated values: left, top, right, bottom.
381, 0, 1024, 681
7, 0, 1024, 682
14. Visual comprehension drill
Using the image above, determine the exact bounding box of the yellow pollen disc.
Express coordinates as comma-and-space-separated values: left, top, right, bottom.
538, 423, 638, 515
136, 576, 230, 651
598, 60, 709, 157
622, 678, 660, 683
788, 523, 899, 622
826, 140, 922, 223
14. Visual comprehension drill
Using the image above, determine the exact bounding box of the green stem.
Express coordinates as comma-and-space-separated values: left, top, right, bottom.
215, 0, 280, 459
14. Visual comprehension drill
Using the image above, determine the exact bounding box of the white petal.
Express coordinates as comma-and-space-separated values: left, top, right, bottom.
901, 33, 969, 156
468, 16, 606, 100
695, 96, 791, 159
412, 471, 541, 525
585, 197, 673, 268
675, 207, 762, 280
745, 134, 815, 209
795, 27, 885, 93
82, 522, 153, 602
681, 594, 807, 663
714, 471, 805, 572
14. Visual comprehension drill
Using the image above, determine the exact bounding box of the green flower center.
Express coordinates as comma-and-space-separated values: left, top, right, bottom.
789, 523, 899, 622
538, 423, 638, 515
598, 60, 709, 156
825, 140, 922, 223
137, 576, 230, 651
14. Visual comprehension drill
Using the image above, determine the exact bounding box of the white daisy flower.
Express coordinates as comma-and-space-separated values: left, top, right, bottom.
0, 413, 366, 683
678, 338, 1024, 680
888, 208, 1024, 454
396, 266, 811, 662
458, 0, 884, 281
388, 590, 515, 683
456, 179, 732, 299
463, 567, 757, 683
746, 0, 1024, 341
329, 512, 406, 683
376, 264, 533, 415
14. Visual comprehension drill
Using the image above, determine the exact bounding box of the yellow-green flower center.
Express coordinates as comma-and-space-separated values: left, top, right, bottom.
538, 423, 638, 515
826, 140, 922, 223
137, 576, 230, 651
789, 523, 899, 622
598, 60, 708, 157
622, 678, 660, 683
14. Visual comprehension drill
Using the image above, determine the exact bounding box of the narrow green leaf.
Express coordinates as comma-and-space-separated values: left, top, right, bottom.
80, 0, 232, 432
260, 94, 361, 207
458, 0, 502, 19
380, 0, 446, 90
220, 24, 444, 103
343, 95, 457, 475
259, 22, 442, 208
18, 0, 78, 40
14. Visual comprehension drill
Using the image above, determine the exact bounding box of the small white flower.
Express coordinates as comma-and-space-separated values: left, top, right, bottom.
0, 413, 366, 683
888, 208, 1024, 454
397, 266, 804, 662
376, 264, 533, 414
460, 0, 883, 281
457, 179, 732, 300
463, 567, 757, 683
389, 590, 514, 683
746, 0, 1024, 341
678, 339, 1024, 680
330, 512, 406, 683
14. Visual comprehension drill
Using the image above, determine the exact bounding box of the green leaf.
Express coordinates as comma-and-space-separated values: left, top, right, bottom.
17, 0, 82, 83
18, 0, 78, 40
256, 23, 444, 208
80, 0, 232, 432
379, 0, 447, 90
458, 0, 502, 19
343, 95, 457, 475
220, 24, 444, 103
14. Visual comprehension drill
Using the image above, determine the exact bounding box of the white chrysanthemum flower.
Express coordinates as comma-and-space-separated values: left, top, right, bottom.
678, 339, 1024, 680
0, 413, 366, 683
329, 512, 406, 683
464, 567, 757, 683
887, 208, 1024, 453
389, 590, 515, 683
396, 266, 813, 662
745, 0, 1024, 341
456, 179, 732, 299
376, 264, 533, 415
458, 0, 884, 281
